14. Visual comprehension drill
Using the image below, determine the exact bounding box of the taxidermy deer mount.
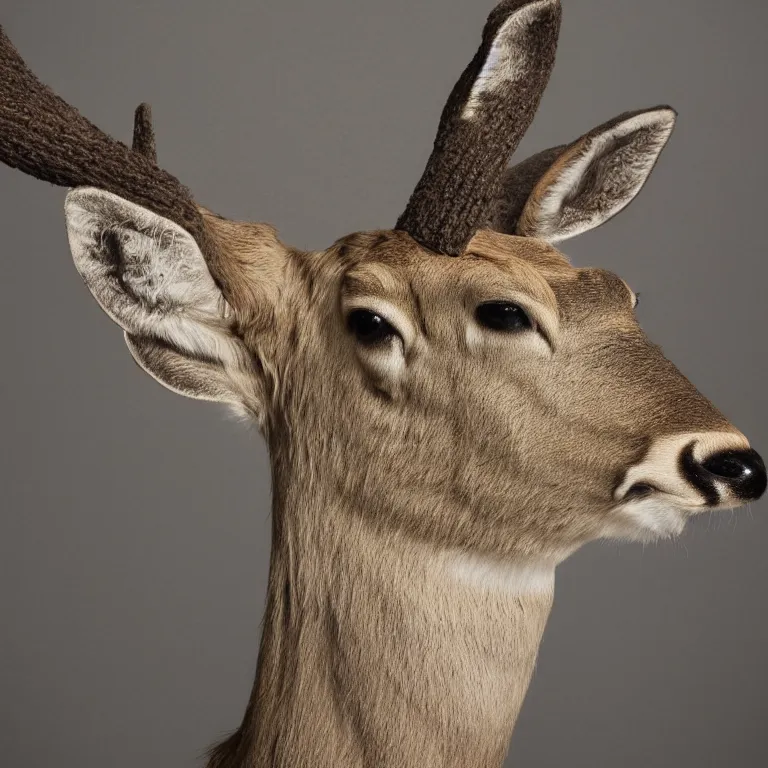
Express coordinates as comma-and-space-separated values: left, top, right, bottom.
0, 2, 764, 767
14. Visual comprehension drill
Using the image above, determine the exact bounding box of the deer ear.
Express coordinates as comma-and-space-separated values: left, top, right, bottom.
65, 187, 254, 409
496, 107, 677, 242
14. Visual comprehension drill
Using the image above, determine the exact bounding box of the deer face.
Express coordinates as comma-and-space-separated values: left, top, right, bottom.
232, 225, 760, 561
2, 0, 764, 565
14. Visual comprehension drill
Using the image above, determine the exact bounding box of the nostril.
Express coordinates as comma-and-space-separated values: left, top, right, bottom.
701, 449, 767, 501
703, 453, 753, 480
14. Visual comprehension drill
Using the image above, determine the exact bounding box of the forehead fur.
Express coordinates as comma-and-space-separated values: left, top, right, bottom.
329, 228, 632, 326
203, 215, 637, 339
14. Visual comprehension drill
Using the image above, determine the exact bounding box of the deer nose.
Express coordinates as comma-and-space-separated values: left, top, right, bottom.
617, 433, 765, 508
698, 449, 767, 502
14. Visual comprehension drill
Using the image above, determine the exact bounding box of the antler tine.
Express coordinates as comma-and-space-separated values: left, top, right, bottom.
132, 103, 157, 163
0, 26, 205, 246
396, 0, 562, 256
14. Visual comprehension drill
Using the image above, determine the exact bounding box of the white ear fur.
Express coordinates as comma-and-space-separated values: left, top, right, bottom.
463, 0, 557, 120
65, 187, 244, 365
124, 332, 244, 405
517, 107, 677, 242
65, 188, 252, 405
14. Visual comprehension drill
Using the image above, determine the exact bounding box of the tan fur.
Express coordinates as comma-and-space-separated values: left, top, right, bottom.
1, 4, 757, 764
196, 218, 747, 768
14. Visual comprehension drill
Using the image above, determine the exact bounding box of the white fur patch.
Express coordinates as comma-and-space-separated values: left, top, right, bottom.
603, 497, 688, 544
604, 431, 753, 542
462, 0, 554, 120
448, 552, 556, 596
65, 188, 245, 368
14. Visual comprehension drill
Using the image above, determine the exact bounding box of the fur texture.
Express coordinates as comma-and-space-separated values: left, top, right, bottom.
197, 226, 752, 768
61, 197, 757, 767
0, 3, 764, 768
516, 108, 677, 240
395, 0, 562, 256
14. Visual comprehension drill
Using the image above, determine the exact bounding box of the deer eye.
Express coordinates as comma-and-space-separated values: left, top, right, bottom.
347, 309, 398, 346
475, 302, 534, 333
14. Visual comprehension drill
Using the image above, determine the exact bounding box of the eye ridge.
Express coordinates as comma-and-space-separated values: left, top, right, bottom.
475, 301, 534, 333
347, 308, 398, 346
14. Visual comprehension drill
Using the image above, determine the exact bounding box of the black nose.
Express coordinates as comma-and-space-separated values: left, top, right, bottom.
699, 449, 767, 502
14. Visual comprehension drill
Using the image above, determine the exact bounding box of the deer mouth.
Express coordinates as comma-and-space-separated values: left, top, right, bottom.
605, 495, 691, 543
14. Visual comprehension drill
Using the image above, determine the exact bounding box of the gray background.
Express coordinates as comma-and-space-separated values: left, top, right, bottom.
0, 0, 766, 766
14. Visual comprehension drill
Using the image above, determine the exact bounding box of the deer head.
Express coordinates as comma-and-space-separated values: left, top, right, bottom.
0, 0, 764, 571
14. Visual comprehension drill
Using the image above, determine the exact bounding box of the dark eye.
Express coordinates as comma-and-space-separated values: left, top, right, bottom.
347, 309, 397, 346
475, 301, 534, 333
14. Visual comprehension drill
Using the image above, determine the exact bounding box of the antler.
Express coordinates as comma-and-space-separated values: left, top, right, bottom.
396, 0, 562, 256
0, 26, 206, 247
132, 103, 157, 163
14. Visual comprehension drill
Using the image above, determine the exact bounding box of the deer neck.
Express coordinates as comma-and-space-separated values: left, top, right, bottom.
209, 465, 556, 768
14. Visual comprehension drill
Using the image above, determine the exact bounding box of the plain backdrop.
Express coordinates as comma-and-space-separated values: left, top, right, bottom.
0, 1, 766, 766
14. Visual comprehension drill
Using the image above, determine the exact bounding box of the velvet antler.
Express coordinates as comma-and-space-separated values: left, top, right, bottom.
396, 0, 562, 256
0, 27, 204, 246
132, 103, 157, 163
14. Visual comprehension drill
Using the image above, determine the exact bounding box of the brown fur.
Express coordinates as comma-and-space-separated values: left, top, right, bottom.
194, 219, 740, 767
0, 3, 759, 767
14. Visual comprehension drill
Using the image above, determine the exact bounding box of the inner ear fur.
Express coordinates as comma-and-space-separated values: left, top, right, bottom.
65, 188, 289, 410
490, 106, 677, 242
